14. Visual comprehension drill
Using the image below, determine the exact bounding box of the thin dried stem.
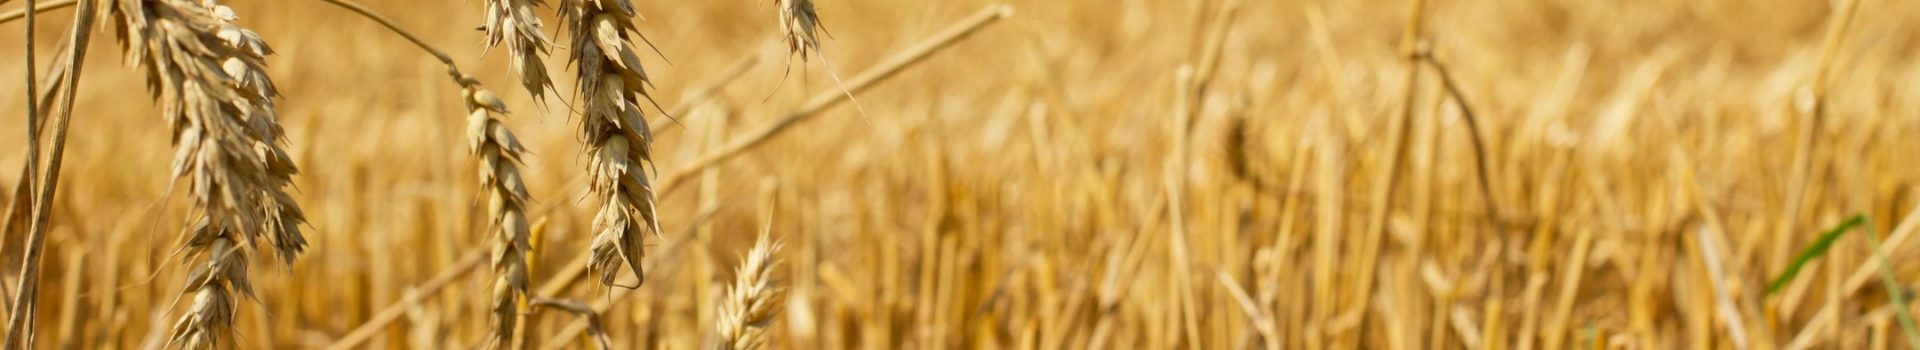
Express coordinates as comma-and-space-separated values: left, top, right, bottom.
1420, 52, 1504, 230
528, 298, 612, 350
657, 4, 1014, 197
2, 0, 82, 346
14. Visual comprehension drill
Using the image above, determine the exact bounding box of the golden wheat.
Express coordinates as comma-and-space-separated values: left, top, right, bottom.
461, 82, 534, 349
481, 0, 554, 98
716, 233, 784, 350
561, 0, 661, 290
97, 0, 304, 346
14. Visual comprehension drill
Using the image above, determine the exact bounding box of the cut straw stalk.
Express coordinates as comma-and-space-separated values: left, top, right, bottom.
1339, 0, 1425, 346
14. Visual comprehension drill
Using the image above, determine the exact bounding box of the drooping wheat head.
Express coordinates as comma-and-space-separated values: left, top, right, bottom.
459, 80, 534, 348
562, 0, 662, 290
101, 0, 306, 346
774, 0, 824, 65
717, 233, 785, 350
481, 0, 554, 98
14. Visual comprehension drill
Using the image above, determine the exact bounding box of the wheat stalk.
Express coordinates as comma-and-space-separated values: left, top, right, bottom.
717, 233, 785, 350
98, 0, 305, 346
562, 0, 663, 290
482, 0, 554, 98
1, 0, 94, 346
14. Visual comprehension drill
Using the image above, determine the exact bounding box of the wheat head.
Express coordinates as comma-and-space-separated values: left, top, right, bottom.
102, 0, 305, 346
717, 233, 785, 350
482, 0, 554, 98
775, 0, 824, 64
562, 0, 661, 290
458, 82, 536, 348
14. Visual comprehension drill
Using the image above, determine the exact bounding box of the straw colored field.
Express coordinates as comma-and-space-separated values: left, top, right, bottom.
2, 0, 1920, 348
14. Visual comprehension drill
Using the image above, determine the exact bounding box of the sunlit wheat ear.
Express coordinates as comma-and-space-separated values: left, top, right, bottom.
771, 0, 865, 119
103, 0, 304, 346
775, 0, 824, 65
717, 233, 786, 350
167, 229, 247, 349
563, 0, 663, 290
482, 0, 555, 99
462, 83, 534, 349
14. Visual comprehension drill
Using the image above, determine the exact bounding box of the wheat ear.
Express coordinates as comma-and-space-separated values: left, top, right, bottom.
462, 82, 536, 349
717, 232, 785, 350
97, 0, 305, 347
299, 0, 545, 345
563, 0, 663, 290
482, 0, 555, 98
771, 0, 864, 119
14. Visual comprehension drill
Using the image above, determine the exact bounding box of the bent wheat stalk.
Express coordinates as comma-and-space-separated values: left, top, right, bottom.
563, 0, 663, 290
306, 0, 546, 346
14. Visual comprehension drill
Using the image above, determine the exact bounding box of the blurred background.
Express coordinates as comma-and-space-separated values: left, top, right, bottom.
2, 0, 1920, 348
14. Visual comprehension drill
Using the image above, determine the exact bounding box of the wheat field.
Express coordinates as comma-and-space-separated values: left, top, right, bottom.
1, 0, 1919, 348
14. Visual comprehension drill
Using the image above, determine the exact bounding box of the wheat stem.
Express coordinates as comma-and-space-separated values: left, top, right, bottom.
3, 0, 93, 347
657, 4, 1014, 197
1419, 52, 1504, 231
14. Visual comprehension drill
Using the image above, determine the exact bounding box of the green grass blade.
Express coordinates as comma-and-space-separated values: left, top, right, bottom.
1767, 215, 1866, 296
1858, 215, 1920, 349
